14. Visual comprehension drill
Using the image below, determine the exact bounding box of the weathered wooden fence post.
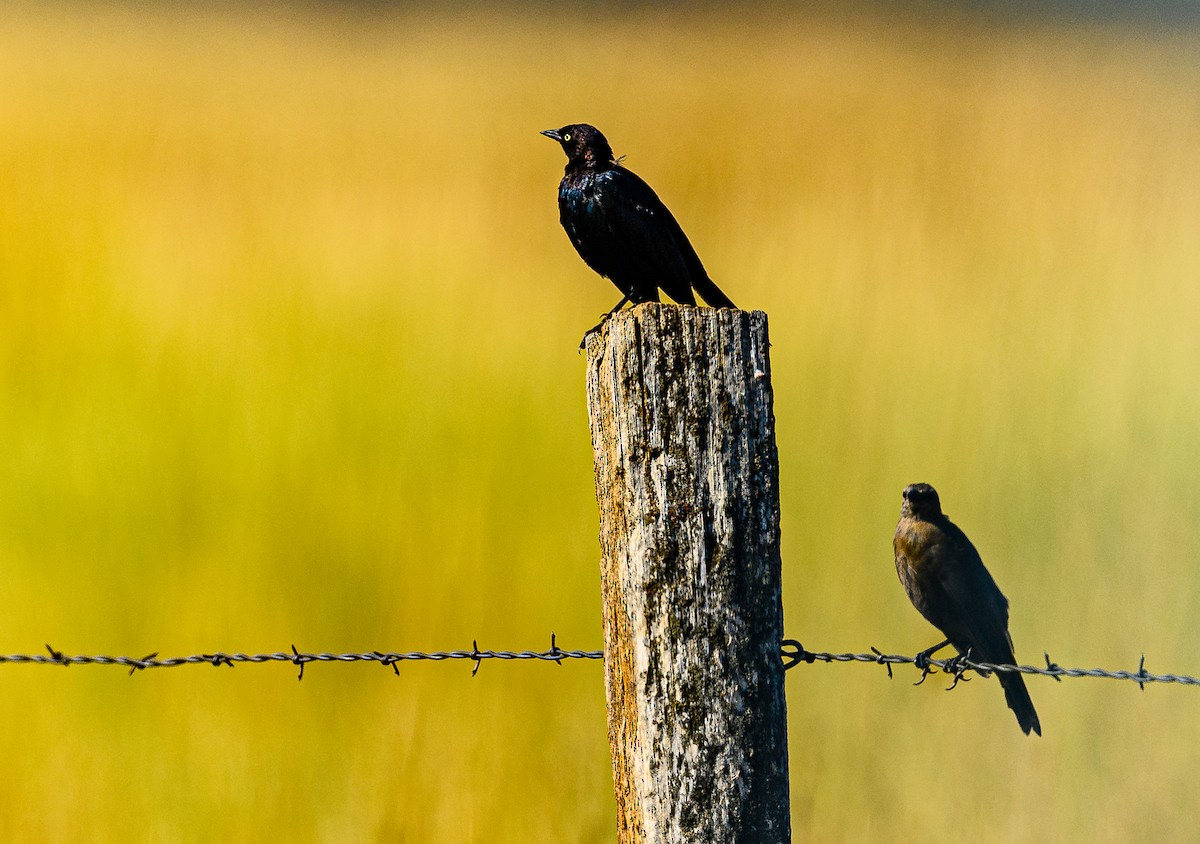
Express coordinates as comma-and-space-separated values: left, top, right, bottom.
584, 303, 790, 843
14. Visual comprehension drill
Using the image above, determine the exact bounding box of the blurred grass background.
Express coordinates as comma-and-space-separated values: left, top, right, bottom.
2, 1, 1199, 840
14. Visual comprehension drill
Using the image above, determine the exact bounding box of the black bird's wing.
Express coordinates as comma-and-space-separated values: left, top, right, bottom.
588, 167, 700, 306
599, 166, 737, 309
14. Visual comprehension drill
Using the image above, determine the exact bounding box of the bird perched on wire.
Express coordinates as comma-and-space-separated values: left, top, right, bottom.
893, 483, 1041, 736
540, 123, 736, 345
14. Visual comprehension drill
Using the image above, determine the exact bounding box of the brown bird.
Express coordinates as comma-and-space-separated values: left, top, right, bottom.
893, 483, 1041, 736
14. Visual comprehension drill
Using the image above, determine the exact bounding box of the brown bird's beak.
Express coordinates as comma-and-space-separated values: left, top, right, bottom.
540, 128, 563, 142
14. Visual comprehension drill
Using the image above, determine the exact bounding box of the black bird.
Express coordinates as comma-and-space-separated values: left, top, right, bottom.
540, 124, 736, 337
893, 483, 1042, 736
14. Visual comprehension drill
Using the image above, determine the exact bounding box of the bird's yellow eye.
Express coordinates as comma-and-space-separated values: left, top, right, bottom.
563, 133, 571, 141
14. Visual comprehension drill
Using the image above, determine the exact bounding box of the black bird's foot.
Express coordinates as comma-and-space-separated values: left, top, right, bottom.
578, 315, 611, 353
577, 295, 632, 353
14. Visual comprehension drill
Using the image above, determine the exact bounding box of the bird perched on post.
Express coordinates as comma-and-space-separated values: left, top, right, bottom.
540, 123, 736, 344
893, 483, 1041, 736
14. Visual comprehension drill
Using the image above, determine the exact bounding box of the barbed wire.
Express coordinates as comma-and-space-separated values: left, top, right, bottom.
1, 637, 1196, 689
3, 635, 601, 680
780, 640, 1200, 689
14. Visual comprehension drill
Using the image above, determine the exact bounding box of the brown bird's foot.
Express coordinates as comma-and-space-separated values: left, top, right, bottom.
912, 639, 951, 686
942, 649, 975, 691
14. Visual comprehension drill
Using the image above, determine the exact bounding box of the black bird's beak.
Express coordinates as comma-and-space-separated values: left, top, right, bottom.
540, 129, 563, 142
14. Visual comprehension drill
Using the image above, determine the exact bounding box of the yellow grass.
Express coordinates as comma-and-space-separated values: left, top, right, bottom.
1, 3, 1199, 840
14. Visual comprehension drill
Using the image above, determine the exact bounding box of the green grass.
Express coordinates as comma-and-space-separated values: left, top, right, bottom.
1, 4, 1199, 840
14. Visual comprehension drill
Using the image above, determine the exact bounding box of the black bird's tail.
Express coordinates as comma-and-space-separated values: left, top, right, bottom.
691, 274, 737, 310
999, 670, 1041, 736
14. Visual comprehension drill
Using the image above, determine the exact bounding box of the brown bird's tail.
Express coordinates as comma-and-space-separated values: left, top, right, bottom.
999, 670, 1041, 736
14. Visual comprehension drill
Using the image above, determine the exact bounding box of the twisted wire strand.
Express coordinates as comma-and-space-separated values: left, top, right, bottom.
780, 640, 1200, 688
8, 637, 601, 679
1, 639, 1194, 689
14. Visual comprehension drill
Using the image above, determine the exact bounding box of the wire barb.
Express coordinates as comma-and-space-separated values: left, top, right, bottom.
128, 652, 158, 677
375, 651, 401, 676
869, 646, 893, 679
1044, 652, 1063, 682
291, 645, 305, 681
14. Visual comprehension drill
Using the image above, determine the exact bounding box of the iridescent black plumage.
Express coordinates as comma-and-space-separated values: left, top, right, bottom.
541, 123, 735, 318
